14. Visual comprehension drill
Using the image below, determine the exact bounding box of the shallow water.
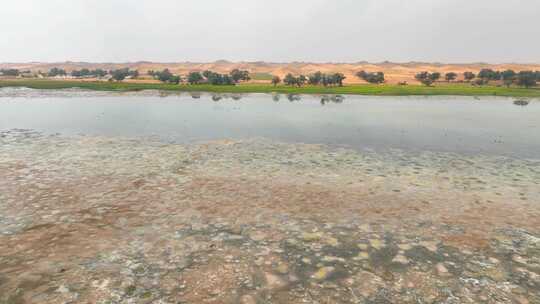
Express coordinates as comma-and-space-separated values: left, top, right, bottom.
0, 88, 539, 158
1, 89, 540, 303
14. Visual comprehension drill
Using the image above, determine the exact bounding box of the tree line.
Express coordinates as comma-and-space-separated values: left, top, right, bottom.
271, 72, 346, 87
45, 67, 139, 81
148, 69, 251, 85
356, 71, 385, 84
414, 69, 539, 87
3, 66, 539, 88
0, 69, 22, 76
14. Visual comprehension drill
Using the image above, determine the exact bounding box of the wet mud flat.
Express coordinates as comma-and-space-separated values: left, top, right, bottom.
1, 130, 539, 303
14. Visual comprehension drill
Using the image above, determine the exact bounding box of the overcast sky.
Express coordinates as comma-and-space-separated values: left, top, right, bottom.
1, 0, 539, 63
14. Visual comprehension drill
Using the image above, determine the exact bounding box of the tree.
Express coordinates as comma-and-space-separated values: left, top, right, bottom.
271, 76, 281, 86
93, 69, 107, 78
202, 70, 214, 79
298, 75, 307, 86
332, 73, 346, 87
415, 72, 434, 86
111, 69, 128, 81
445, 72, 457, 82
430, 72, 441, 82
71, 69, 91, 77
331, 73, 347, 87
157, 69, 173, 82
70, 68, 106, 78
308, 71, 323, 85
463, 72, 475, 82
230, 69, 250, 83
201, 70, 235, 85
501, 69, 516, 87
47, 68, 67, 77
478, 69, 500, 82
516, 71, 537, 88
152, 69, 181, 84
169, 75, 181, 84
187, 72, 204, 84
356, 71, 384, 84
130, 70, 139, 79
284, 73, 297, 86
222, 75, 234, 85
0, 69, 20, 76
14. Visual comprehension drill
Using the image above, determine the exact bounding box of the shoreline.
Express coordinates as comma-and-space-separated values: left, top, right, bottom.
1, 79, 540, 97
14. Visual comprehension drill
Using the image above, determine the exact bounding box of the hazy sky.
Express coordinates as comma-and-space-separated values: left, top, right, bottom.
1, 0, 539, 63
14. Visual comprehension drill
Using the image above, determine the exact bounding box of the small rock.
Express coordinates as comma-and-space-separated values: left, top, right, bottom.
398, 243, 412, 251
512, 255, 527, 265
325, 237, 339, 247
249, 231, 267, 242
57, 285, 70, 293
322, 256, 346, 263
392, 254, 409, 265
302, 232, 323, 242
369, 239, 384, 249
240, 295, 257, 304
436, 263, 448, 275
420, 241, 438, 252
275, 263, 289, 274
264, 272, 288, 290
357, 243, 368, 250
488, 257, 500, 264
355, 252, 369, 260
312, 266, 335, 281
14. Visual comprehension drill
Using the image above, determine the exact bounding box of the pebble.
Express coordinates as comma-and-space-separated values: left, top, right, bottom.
369, 239, 384, 249
264, 272, 288, 290
392, 254, 409, 265
312, 267, 335, 281
240, 295, 257, 304
436, 263, 449, 275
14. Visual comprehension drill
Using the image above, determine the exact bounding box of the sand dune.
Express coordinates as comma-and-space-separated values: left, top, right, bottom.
2, 61, 540, 84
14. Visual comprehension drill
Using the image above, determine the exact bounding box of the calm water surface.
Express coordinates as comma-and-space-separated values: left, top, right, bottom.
0, 89, 538, 159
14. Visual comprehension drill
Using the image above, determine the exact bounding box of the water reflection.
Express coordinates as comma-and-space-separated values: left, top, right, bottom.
190, 92, 201, 99
231, 94, 242, 101
1, 91, 539, 158
513, 99, 530, 106
320, 95, 345, 105
210, 93, 244, 101
287, 94, 301, 102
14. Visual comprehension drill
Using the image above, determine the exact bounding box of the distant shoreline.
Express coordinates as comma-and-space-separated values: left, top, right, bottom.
2, 61, 540, 85
1, 80, 539, 98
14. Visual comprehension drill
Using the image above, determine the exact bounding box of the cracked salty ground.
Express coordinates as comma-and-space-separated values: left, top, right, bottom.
1, 131, 539, 304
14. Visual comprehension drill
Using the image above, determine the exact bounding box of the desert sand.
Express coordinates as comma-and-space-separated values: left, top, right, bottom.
3, 61, 540, 84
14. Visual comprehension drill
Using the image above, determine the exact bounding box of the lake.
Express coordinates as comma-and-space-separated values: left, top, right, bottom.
1, 88, 538, 159
2, 88, 540, 303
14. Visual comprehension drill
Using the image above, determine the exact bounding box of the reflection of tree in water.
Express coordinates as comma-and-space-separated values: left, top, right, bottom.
320, 95, 345, 105
210, 93, 242, 101
513, 99, 530, 106
287, 94, 301, 102
158, 91, 171, 98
